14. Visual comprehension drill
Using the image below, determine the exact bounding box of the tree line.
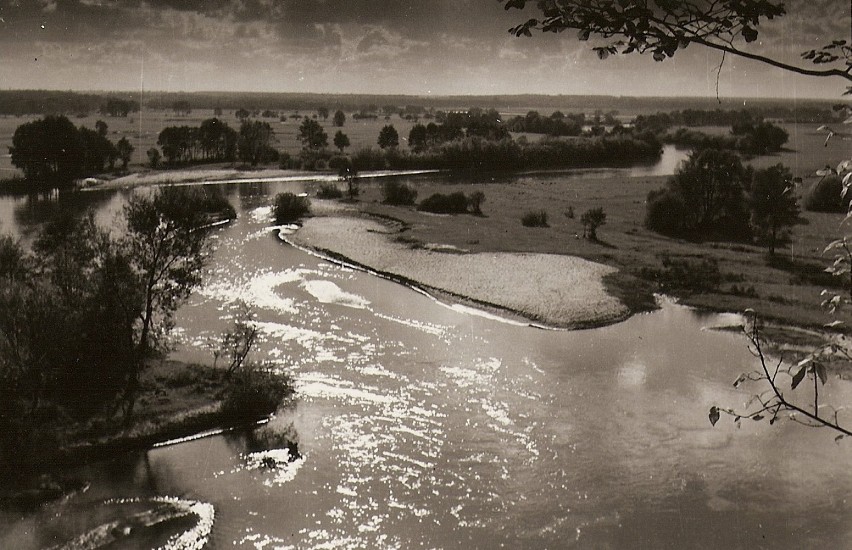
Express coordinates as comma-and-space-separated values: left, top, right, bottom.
9, 115, 133, 186
155, 118, 278, 166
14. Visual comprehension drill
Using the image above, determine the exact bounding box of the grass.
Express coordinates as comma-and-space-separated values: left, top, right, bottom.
339, 155, 851, 330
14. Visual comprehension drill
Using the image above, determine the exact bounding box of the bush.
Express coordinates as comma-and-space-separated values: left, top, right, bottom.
327, 155, 350, 170
580, 207, 607, 240
467, 191, 486, 214
640, 256, 722, 294
317, 182, 343, 199
521, 210, 549, 227
197, 188, 237, 221
219, 366, 295, 425
382, 180, 418, 205
645, 188, 688, 235
273, 192, 310, 223
418, 192, 469, 213
803, 175, 850, 213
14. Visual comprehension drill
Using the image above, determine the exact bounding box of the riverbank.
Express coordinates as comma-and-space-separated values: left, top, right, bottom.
289, 169, 852, 339
0, 361, 291, 511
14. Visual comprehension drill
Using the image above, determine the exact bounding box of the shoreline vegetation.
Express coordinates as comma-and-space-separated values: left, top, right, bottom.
0, 361, 293, 511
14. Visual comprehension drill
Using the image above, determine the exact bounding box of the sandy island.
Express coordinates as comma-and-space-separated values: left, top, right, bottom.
288, 214, 629, 329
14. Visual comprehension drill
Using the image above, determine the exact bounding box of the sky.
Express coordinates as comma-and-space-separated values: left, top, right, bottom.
0, 0, 849, 99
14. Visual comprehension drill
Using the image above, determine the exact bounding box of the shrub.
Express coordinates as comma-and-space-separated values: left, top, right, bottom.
580, 207, 607, 240
521, 210, 549, 227
273, 192, 310, 223
327, 155, 350, 170
197, 188, 237, 221
803, 175, 850, 213
382, 180, 418, 205
219, 366, 295, 425
640, 256, 722, 294
467, 191, 486, 214
418, 192, 469, 214
317, 182, 343, 199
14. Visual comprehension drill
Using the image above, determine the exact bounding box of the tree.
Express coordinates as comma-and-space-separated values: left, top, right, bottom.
501, 1, 852, 87
467, 191, 486, 215
10, 115, 85, 184
147, 147, 161, 168
409, 124, 428, 152
646, 148, 751, 239
333, 109, 346, 127
78, 126, 118, 173
117, 187, 214, 420
749, 164, 800, 256
317, 107, 329, 120
339, 164, 359, 200
95, 120, 108, 137
298, 118, 328, 150
116, 137, 134, 170
333, 130, 350, 152
378, 125, 399, 149
172, 100, 191, 116
101, 98, 138, 117
580, 207, 607, 240
238, 120, 278, 165
199, 117, 238, 161
236, 108, 251, 121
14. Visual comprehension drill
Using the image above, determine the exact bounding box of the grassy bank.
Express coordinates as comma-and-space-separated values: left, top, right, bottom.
309, 170, 851, 334
0, 361, 293, 510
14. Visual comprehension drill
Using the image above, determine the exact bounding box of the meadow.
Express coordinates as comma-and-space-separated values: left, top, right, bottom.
318, 122, 852, 334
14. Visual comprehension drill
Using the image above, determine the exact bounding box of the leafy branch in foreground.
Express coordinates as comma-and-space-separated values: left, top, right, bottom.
502, 1, 852, 84
710, 311, 852, 440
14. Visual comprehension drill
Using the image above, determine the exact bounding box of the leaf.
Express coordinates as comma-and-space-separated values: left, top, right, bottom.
791, 365, 808, 389
596, 48, 610, 60
742, 26, 758, 43
825, 320, 844, 328
733, 374, 745, 388
836, 434, 845, 443
652, 50, 666, 62
752, 414, 764, 421
709, 406, 720, 427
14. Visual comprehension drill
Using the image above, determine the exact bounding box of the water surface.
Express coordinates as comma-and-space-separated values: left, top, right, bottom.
1, 167, 851, 549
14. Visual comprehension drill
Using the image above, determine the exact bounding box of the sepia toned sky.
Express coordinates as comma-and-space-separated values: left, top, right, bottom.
0, 0, 848, 98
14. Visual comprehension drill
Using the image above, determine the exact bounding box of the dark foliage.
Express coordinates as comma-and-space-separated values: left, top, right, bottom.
522, 210, 549, 227
382, 180, 418, 206
317, 182, 344, 199
219, 367, 295, 425
644, 149, 752, 240
273, 192, 311, 223
418, 192, 470, 214
803, 176, 851, 213
640, 256, 722, 295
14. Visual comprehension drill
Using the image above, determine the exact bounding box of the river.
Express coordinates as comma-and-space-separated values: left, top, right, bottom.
2, 152, 852, 548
